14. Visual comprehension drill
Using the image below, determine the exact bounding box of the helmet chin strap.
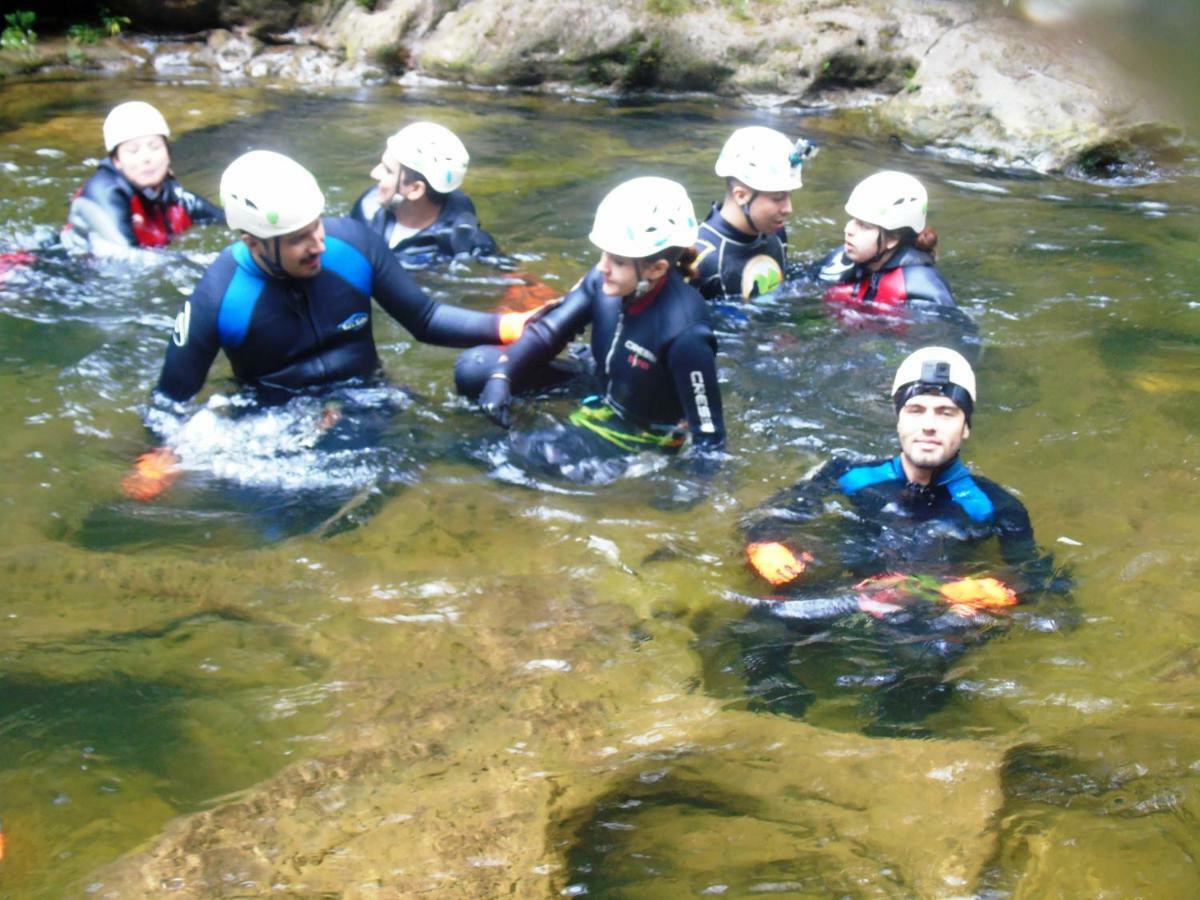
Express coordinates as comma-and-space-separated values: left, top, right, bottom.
740, 190, 760, 234
632, 259, 651, 299
866, 228, 894, 267
252, 236, 288, 278
385, 168, 406, 211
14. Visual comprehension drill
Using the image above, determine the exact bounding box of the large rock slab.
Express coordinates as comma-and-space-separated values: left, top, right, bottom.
74, 485, 1008, 898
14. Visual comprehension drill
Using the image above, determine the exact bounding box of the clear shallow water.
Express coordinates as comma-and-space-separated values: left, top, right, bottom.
0, 75, 1198, 896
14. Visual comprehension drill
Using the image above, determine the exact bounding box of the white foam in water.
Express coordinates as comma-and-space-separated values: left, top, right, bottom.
944, 179, 1011, 195
146, 392, 403, 492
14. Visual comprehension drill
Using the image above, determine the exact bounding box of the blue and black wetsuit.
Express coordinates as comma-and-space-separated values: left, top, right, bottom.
693, 203, 787, 301
458, 266, 725, 452
349, 187, 498, 266
719, 452, 1064, 730
155, 217, 507, 403
815, 244, 957, 314
64, 158, 224, 251
745, 454, 1041, 578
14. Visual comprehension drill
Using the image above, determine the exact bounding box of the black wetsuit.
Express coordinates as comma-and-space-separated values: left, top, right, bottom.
64, 158, 224, 250
815, 245, 957, 313
693, 203, 787, 301
460, 266, 725, 449
156, 216, 506, 403
349, 187, 498, 266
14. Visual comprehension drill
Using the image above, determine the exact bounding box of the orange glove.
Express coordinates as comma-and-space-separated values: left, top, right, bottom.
502, 272, 561, 309
938, 576, 1018, 615
121, 448, 180, 501
746, 542, 811, 586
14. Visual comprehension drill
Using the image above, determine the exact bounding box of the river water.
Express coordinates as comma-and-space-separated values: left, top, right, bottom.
0, 75, 1198, 897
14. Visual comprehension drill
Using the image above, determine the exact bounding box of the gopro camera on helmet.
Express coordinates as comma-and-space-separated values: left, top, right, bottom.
920, 360, 952, 385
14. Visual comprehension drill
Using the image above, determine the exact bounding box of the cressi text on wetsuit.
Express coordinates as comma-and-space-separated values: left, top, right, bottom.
64, 158, 224, 250
693, 203, 788, 301
466, 267, 725, 449
349, 186, 498, 265
156, 216, 507, 403
744, 454, 1048, 585
815, 244, 956, 313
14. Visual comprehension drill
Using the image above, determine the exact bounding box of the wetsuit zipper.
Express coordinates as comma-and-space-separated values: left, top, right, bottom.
602, 310, 625, 409
293, 281, 328, 379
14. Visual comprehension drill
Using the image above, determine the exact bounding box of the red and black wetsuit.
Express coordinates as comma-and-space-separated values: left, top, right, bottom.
64, 159, 224, 250
816, 245, 957, 315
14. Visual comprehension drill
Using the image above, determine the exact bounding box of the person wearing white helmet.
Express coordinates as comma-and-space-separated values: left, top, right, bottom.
744, 346, 1048, 591
816, 170, 957, 317
693, 125, 816, 302
728, 345, 1061, 726
63, 100, 223, 253
155, 150, 531, 404
454, 175, 724, 480
349, 121, 498, 266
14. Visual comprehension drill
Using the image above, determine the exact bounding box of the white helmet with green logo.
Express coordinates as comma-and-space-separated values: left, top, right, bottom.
383, 122, 470, 194
845, 171, 928, 233
716, 126, 809, 192
220, 150, 326, 239
589, 176, 698, 259
103, 101, 170, 153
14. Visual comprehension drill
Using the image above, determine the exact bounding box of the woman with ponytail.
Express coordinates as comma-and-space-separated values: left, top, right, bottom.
454, 176, 724, 479
816, 171, 957, 315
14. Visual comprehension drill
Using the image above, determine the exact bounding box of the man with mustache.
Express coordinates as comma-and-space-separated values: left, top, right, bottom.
155, 150, 528, 404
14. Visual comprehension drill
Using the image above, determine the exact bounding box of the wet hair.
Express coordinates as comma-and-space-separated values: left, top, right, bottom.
649, 245, 699, 281
887, 225, 939, 258
400, 164, 449, 207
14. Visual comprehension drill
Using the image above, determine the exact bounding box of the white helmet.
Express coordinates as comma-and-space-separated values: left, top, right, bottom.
845, 171, 928, 233
892, 346, 976, 411
589, 176, 698, 259
715, 126, 809, 192
220, 150, 325, 239
382, 122, 469, 194
103, 101, 170, 153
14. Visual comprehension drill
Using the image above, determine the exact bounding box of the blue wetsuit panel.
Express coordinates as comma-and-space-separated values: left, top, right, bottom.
940, 460, 996, 523
838, 457, 903, 494
218, 242, 267, 349
322, 236, 372, 296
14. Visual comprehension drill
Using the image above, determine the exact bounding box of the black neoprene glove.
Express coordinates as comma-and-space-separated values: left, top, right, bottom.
479, 374, 513, 428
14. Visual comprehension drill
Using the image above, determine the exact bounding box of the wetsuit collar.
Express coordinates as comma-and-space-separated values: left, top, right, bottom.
705, 202, 769, 245
892, 452, 968, 487
624, 269, 670, 315
871, 244, 934, 274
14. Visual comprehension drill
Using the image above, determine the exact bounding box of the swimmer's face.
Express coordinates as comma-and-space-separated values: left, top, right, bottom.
843, 217, 899, 264
746, 189, 793, 234
248, 218, 326, 278
896, 392, 969, 473
371, 152, 403, 207
112, 134, 170, 191
597, 251, 639, 296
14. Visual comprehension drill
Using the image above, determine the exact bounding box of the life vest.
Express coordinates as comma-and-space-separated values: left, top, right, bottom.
824, 267, 908, 312
129, 192, 194, 248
